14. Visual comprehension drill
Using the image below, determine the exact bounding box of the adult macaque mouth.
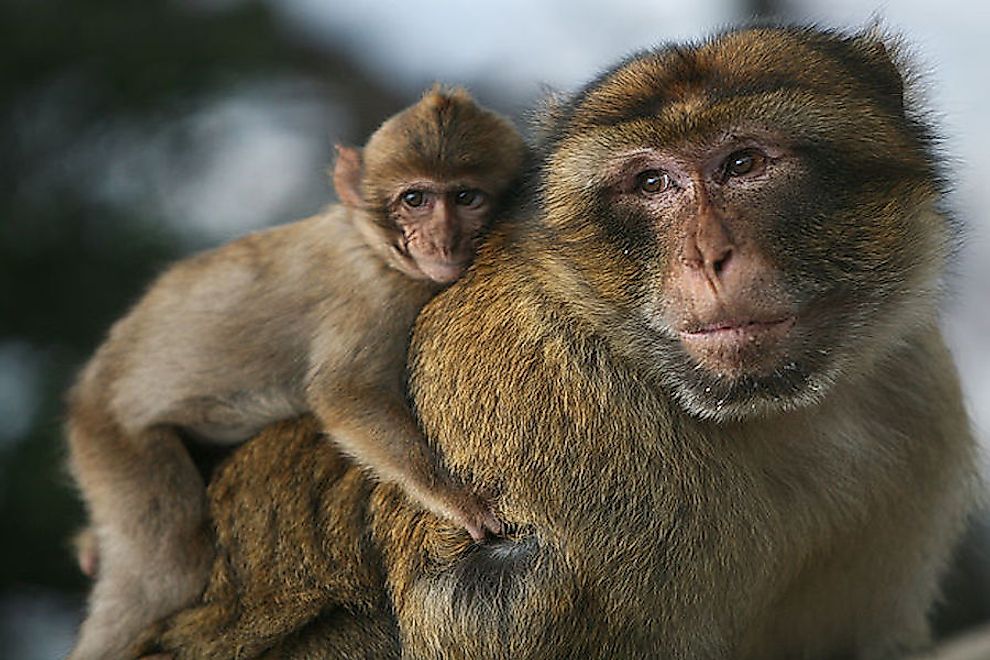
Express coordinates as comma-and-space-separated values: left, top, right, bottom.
677, 315, 797, 375
679, 316, 796, 342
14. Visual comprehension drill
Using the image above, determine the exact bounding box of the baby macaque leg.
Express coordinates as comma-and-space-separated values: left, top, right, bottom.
68, 418, 212, 659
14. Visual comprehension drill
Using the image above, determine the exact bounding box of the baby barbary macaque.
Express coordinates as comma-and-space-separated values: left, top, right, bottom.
65, 86, 527, 659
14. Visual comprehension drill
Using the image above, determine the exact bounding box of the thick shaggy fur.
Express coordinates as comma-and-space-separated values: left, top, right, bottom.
142, 26, 977, 659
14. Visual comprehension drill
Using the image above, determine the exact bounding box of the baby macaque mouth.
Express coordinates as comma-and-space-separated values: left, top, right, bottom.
419, 259, 470, 283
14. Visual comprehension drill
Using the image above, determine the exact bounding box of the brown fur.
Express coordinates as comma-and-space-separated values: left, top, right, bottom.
65, 87, 526, 658
144, 26, 976, 659
131, 417, 399, 659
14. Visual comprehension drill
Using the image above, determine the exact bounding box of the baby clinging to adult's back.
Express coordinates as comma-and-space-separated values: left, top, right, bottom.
65, 86, 528, 659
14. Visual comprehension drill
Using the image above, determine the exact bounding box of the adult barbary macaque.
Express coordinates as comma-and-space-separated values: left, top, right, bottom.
66, 86, 526, 659
402, 27, 977, 658
145, 25, 975, 660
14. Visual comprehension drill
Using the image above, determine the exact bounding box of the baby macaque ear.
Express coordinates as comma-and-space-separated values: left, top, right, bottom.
333, 145, 365, 208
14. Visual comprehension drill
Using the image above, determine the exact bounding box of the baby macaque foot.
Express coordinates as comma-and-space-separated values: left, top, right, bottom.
73, 526, 100, 578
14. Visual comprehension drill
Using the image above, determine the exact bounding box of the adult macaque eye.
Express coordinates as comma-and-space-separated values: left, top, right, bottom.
635, 169, 671, 195
455, 189, 485, 208
402, 190, 426, 207
724, 149, 767, 178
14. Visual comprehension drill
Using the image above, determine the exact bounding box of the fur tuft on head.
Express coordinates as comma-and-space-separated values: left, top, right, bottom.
360, 86, 528, 218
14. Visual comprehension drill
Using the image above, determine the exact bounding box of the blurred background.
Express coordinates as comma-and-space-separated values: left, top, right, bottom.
1, 0, 987, 657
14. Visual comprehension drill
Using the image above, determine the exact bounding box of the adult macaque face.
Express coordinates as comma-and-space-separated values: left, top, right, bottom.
544, 35, 940, 421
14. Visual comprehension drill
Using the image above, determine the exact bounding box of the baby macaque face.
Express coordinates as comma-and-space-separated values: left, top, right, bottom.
332, 86, 527, 285
390, 182, 491, 283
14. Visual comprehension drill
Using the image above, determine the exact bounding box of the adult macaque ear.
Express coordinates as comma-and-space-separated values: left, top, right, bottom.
531, 85, 570, 144
852, 20, 905, 113
333, 145, 365, 208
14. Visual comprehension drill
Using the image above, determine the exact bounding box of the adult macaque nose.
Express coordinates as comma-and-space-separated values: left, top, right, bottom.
681, 199, 735, 291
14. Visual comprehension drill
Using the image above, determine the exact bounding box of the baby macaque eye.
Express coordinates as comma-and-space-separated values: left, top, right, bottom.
455, 189, 485, 208
636, 170, 672, 195
402, 190, 426, 207
723, 149, 768, 178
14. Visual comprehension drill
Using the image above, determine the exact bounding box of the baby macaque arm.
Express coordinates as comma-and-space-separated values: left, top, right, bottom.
308, 383, 501, 542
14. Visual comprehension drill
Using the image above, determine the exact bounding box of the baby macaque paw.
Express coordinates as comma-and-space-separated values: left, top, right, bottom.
453, 494, 503, 543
